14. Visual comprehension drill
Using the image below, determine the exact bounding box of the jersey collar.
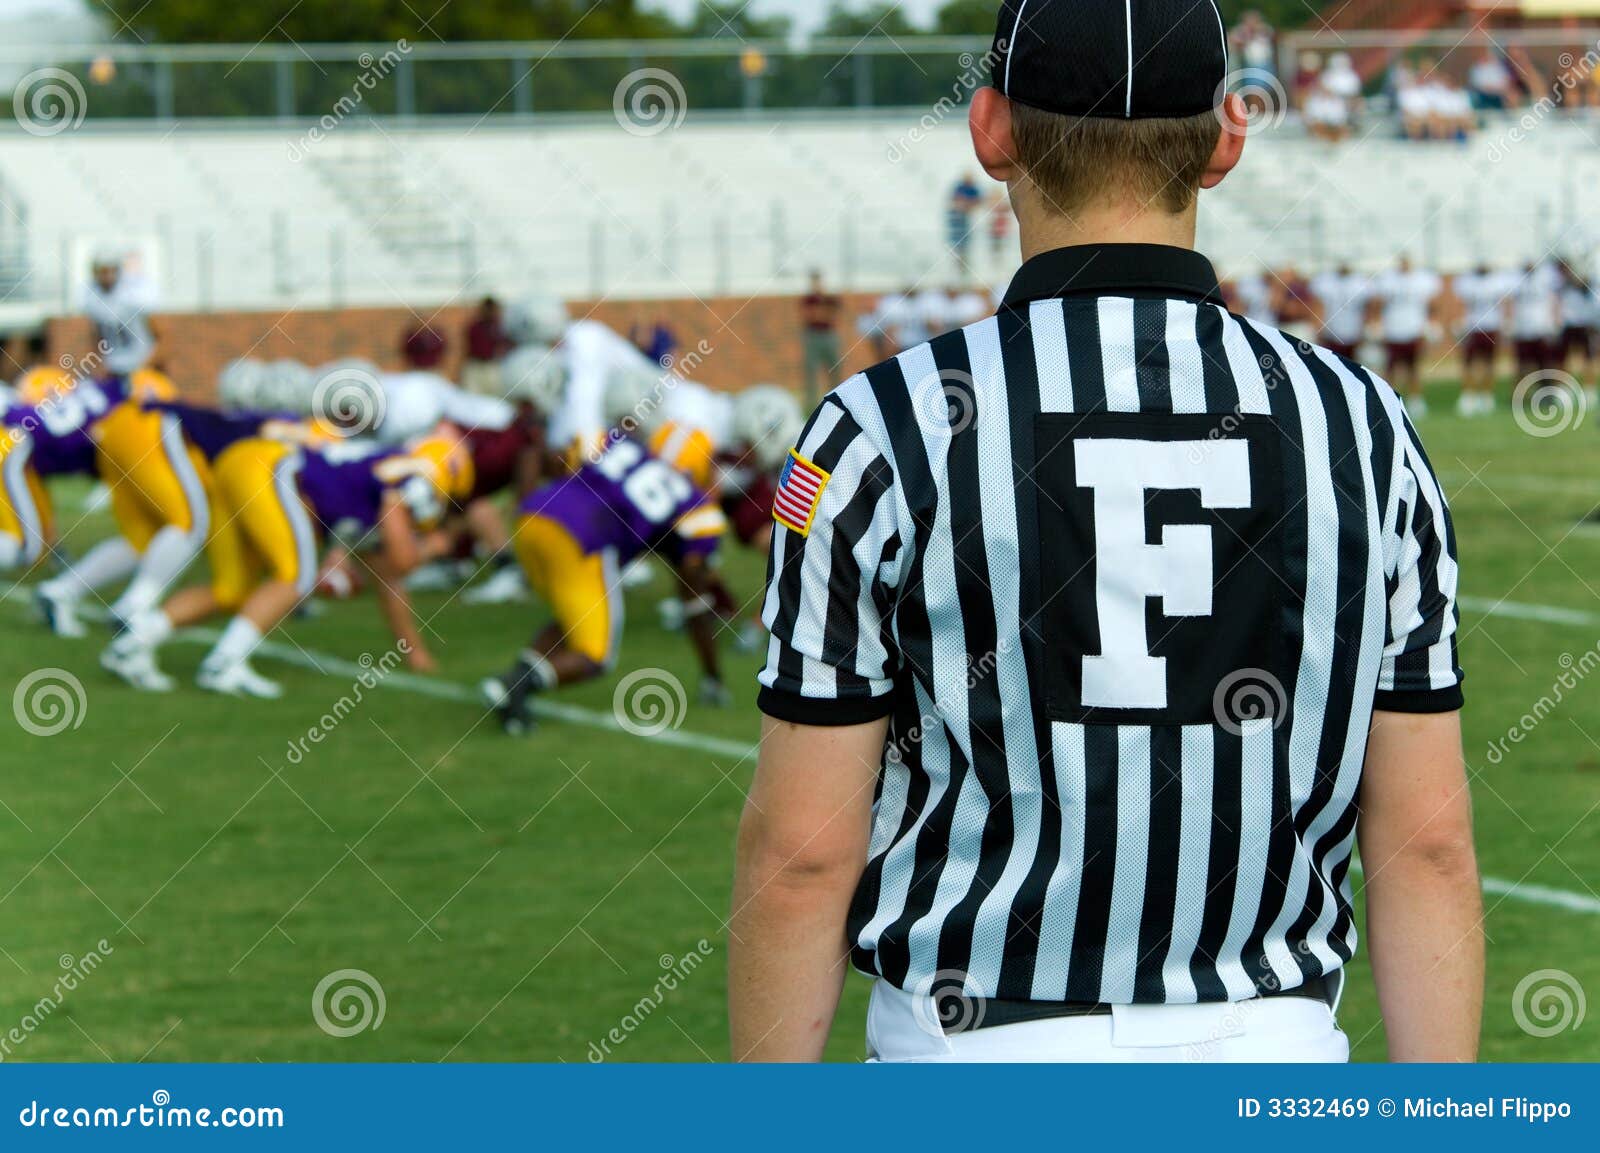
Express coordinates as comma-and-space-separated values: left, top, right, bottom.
1001, 243, 1224, 310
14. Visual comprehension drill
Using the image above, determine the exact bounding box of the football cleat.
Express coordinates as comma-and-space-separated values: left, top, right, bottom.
100, 640, 176, 693
35, 585, 87, 639
480, 675, 536, 736
197, 660, 284, 700
461, 566, 528, 606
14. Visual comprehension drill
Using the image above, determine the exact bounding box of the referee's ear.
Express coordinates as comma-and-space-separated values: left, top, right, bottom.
969, 87, 1021, 184
1200, 93, 1249, 191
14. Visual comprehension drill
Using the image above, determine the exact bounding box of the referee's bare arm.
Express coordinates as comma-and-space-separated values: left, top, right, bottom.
729, 716, 884, 1062
1358, 709, 1484, 1062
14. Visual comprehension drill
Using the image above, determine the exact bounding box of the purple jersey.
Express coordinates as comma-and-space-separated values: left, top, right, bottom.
2, 377, 128, 477
521, 438, 723, 565
149, 401, 297, 462
295, 443, 402, 537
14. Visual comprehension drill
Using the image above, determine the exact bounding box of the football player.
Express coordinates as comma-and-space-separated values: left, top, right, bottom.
104, 433, 468, 697
479, 435, 728, 736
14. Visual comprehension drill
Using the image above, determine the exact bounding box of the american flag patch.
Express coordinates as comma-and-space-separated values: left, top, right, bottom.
772, 450, 830, 537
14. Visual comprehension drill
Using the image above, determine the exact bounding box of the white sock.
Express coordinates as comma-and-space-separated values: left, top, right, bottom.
40, 537, 140, 602
0, 535, 19, 572
123, 608, 174, 649
204, 617, 263, 670
111, 526, 201, 621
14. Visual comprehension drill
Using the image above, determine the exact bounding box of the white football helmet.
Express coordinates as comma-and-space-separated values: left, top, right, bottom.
217, 359, 266, 411
501, 344, 567, 416
506, 294, 570, 348
733, 385, 805, 471
604, 364, 665, 431
268, 359, 316, 415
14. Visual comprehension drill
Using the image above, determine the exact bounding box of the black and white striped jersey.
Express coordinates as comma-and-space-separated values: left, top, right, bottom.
757, 244, 1463, 1006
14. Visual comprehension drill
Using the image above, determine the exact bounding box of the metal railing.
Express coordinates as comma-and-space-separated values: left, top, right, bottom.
1, 37, 997, 127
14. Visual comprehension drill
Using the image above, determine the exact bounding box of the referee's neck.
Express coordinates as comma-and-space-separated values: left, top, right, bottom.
1016, 198, 1199, 261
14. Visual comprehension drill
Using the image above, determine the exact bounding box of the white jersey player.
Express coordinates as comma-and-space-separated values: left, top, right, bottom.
1373, 256, 1441, 414
1308, 264, 1371, 360
1451, 264, 1515, 415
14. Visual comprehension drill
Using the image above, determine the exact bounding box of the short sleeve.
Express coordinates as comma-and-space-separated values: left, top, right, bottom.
757, 397, 905, 726
1377, 414, 1464, 713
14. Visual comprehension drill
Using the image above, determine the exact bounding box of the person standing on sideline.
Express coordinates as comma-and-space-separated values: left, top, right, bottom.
1374, 254, 1442, 417
461, 296, 512, 397
1451, 263, 1514, 416
798, 271, 843, 410
731, 0, 1481, 1064
947, 172, 983, 268
1309, 262, 1372, 362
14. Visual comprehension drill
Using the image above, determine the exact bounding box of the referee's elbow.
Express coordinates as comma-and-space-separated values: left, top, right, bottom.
735, 801, 863, 890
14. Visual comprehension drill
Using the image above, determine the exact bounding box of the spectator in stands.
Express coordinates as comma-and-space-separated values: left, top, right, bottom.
1229, 10, 1277, 79
1433, 75, 1476, 140
798, 271, 842, 409
1304, 76, 1354, 142
1292, 51, 1321, 108
947, 173, 983, 266
1468, 48, 1515, 111
402, 318, 447, 371
461, 296, 511, 397
1321, 52, 1362, 104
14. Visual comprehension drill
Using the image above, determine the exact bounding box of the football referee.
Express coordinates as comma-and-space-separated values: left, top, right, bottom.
730, 0, 1484, 1062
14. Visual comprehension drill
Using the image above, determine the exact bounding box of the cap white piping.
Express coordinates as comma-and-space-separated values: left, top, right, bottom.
1005, 0, 1032, 94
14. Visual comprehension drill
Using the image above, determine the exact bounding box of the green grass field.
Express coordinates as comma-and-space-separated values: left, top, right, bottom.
2, 380, 1597, 1063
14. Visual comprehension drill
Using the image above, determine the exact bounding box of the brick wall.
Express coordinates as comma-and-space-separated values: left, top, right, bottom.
19, 293, 890, 400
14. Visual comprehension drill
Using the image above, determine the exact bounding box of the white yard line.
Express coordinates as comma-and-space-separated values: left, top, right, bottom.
5, 590, 1597, 915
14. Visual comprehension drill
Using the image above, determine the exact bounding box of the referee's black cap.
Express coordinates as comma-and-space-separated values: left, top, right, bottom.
992, 0, 1230, 120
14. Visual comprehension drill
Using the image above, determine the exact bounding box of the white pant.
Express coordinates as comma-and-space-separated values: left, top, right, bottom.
865, 977, 1350, 1063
